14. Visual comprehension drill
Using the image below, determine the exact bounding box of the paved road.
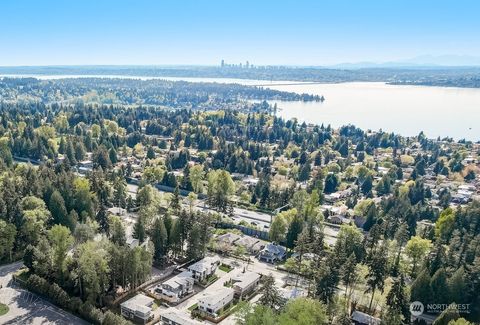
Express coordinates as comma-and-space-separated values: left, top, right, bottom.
156, 253, 294, 325
127, 181, 273, 228
0, 262, 88, 325
121, 181, 340, 246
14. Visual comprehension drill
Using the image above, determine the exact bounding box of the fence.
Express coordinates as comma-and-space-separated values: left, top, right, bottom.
216, 222, 270, 241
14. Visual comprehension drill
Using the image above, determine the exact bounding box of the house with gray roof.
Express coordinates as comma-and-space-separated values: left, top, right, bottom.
157, 271, 194, 303
197, 287, 234, 318
187, 256, 220, 282
120, 293, 154, 324
258, 243, 286, 263
232, 271, 260, 298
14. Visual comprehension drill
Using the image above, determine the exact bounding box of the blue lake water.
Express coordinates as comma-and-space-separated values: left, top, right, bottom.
2, 74, 479, 140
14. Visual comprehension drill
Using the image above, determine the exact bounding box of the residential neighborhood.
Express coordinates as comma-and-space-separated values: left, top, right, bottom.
1, 18, 480, 324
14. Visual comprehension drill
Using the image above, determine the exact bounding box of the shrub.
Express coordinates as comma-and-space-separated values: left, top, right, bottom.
48, 283, 70, 308
69, 297, 83, 314
103, 310, 132, 325
25, 273, 109, 325
26, 274, 49, 296
79, 302, 104, 325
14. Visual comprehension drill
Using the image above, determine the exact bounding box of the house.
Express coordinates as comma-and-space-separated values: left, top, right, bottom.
327, 215, 351, 225
127, 238, 140, 248
351, 311, 381, 325
187, 256, 220, 282
120, 293, 154, 324
161, 308, 202, 325
258, 243, 286, 263
77, 160, 93, 174
324, 192, 341, 203
377, 166, 389, 174
157, 271, 194, 303
235, 236, 266, 254
291, 252, 318, 261
321, 204, 348, 217
126, 237, 149, 249
198, 287, 235, 318
216, 233, 242, 246
78, 160, 93, 168
107, 207, 126, 216
77, 162, 93, 175
232, 272, 261, 298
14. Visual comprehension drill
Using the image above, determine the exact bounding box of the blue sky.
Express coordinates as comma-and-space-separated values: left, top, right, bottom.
1, 0, 479, 66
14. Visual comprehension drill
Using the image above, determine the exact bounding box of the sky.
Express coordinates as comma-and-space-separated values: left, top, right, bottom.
1, 0, 480, 66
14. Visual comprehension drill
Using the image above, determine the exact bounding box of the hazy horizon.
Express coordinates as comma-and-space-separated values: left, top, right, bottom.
3, 54, 480, 69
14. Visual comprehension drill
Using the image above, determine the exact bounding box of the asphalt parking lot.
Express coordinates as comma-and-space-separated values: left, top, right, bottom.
0, 262, 88, 325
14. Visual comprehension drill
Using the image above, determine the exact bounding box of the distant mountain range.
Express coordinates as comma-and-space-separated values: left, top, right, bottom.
329, 55, 480, 69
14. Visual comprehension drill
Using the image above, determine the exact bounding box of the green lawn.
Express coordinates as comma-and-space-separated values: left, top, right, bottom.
200, 274, 219, 286
219, 264, 233, 273
0, 303, 9, 316
188, 303, 198, 311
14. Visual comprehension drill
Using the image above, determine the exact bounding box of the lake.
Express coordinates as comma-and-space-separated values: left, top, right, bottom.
265, 82, 480, 141
2, 74, 479, 140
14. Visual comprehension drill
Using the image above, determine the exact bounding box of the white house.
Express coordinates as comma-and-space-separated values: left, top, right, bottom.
120, 293, 154, 324
158, 271, 194, 303
198, 287, 235, 318
187, 256, 220, 282
232, 272, 261, 298
161, 307, 202, 325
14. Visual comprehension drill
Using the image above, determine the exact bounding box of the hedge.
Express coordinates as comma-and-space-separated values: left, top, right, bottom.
25, 274, 131, 325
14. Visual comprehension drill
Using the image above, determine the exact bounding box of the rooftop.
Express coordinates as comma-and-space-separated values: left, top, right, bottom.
351, 310, 381, 325
161, 308, 202, 325
232, 272, 260, 290
198, 287, 234, 306
188, 256, 220, 273
120, 293, 154, 313
162, 271, 194, 289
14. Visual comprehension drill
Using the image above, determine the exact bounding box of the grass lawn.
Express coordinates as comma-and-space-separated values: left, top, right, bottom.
0, 303, 9, 316
200, 274, 219, 287
188, 303, 198, 311
218, 302, 239, 317
219, 264, 233, 273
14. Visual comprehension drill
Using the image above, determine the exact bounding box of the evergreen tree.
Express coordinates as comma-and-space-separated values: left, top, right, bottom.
48, 190, 71, 229
258, 274, 286, 311
133, 217, 146, 243
366, 243, 388, 312
410, 269, 433, 305
152, 217, 168, 261
431, 268, 450, 305
110, 216, 126, 246
146, 146, 155, 160
96, 205, 109, 233
385, 275, 409, 322
324, 173, 338, 194
170, 185, 181, 212
286, 214, 303, 250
